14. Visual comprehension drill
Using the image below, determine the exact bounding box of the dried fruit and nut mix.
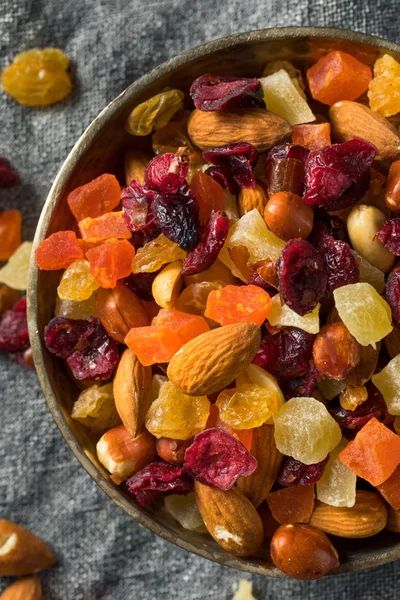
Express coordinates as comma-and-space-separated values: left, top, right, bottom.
35, 49, 400, 580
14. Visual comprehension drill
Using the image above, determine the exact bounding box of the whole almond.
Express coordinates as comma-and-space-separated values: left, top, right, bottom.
167, 323, 261, 396
238, 184, 268, 217
237, 424, 282, 508
0, 521, 55, 576
329, 101, 400, 161
125, 150, 149, 185
96, 282, 148, 343
195, 481, 264, 556
309, 490, 387, 538
0, 577, 42, 600
188, 108, 292, 152
386, 506, 400, 533
113, 348, 152, 437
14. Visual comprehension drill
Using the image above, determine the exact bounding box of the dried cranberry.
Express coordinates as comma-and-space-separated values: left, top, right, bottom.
330, 384, 394, 434
309, 216, 345, 248
121, 180, 159, 235
322, 237, 359, 293
376, 217, 400, 255
0, 296, 29, 353
276, 239, 327, 316
126, 461, 193, 506
205, 166, 237, 195
385, 268, 400, 323
280, 366, 321, 400
183, 428, 257, 491
246, 271, 272, 291
0, 157, 19, 187
253, 327, 314, 380
278, 455, 329, 486
190, 75, 263, 111
44, 316, 119, 381
144, 152, 189, 194
153, 182, 200, 251
303, 139, 378, 210
181, 211, 229, 276
124, 271, 158, 301
203, 142, 258, 189
265, 143, 310, 169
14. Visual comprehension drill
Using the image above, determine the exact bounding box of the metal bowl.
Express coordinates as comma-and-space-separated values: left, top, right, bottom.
27, 27, 400, 577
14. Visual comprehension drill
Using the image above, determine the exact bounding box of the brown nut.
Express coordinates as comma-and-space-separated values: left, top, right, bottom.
0, 520, 55, 576
265, 158, 305, 198
0, 576, 42, 600
313, 322, 361, 381
96, 282, 148, 343
124, 150, 149, 185
238, 183, 268, 217
386, 506, 400, 533
156, 437, 193, 465
264, 192, 314, 241
385, 159, 400, 213
270, 523, 339, 580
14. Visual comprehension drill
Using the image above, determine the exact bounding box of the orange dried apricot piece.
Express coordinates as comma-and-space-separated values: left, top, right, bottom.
86, 239, 134, 288
152, 308, 210, 340
205, 284, 271, 326
0, 210, 22, 260
190, 171, 224, 225
266, 485, 315, 524
306, 51, 372, 105
377, 464, 400, 510
78, 211, 131, 242
67, 173, 121, 222
35, 230, 83, 270
339, 417, 400, 486
292, 123, 331, 151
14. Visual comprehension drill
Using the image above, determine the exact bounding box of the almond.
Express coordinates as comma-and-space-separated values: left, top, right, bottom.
329, 101, 400, 161
96, 282, 148, 343
386, 506, 400, 533
236, 424, 282, 508
188, 108, 293, 152
0, 577, 42, 600
113, 348, 152, 437
238, 184, 268, 217
167, 323, 261, 396
124, 150, 149, 185
309, 490, 387, 538
0, 521, 55, 576
195, 481, 264, 556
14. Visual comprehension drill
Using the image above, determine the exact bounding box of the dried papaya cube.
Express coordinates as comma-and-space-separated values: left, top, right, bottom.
205, 284, 271, 326
35, 230, 83, 270
0, 210, 22, 260
339, 417, 400, 486
190, 171, 224, 225
266, 485, 315, 524
78, 211, 131, 242
67, 173, 121, 222
152, 308, 210, 340
377, 464, 400, 510
86, 239, 134, 288
306, 51, 372, 105
292, 123, 331, 151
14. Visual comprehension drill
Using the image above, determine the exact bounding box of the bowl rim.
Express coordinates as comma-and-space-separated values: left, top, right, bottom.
27, 26, 400, 577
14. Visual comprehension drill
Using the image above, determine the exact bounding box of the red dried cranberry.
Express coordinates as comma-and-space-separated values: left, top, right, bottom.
330, 384, 394, 434
276, 239, 327, 316
322, 237, 359, 293
181, 211, 229, 276
126, 461, 193, 506
278, 455, 329, 486
121, 180, 159, 235
0, 157, 19, 187
385, 268, 400, 323
153, 182, 200, 251
253, 327, 314, 380
205, 166, 237, 195
144, 152, 189, 194
309, 216, 345, 248
280, 366, 321, 401
203, 142, 258, 189
183, 428, 257, 491
376, 217, 400, 255
303, 139, 377, 210
0, 296, 29, 353
190, 75, 263, 111
246, 271, 272, 291
265, 143, 310, 169
124, 271, 158, 301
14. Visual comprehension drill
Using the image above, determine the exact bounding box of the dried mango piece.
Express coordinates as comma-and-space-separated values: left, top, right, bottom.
316, 438, 356, 507
339, 417, 400, 486
292, 123, 331, 151
267, 294, 320, 334
190, 171, 225, 225
205, 284, 271, 326
0, 210, 22, 260
0, 241, 33, 290
377, 464, 400, 510
131, 233, 186, 274
67, 173, 121, 222
260, 69, 315, 125
372, 354, 400, 415
307, 50, 372, 105
368, 54, 400, 117
57, 259, 100, 301
126, 89, 184, 136
86, 239, 135, 288
266, 485, 315, 524
78, 211, 131, 242
35, 230, 83, 270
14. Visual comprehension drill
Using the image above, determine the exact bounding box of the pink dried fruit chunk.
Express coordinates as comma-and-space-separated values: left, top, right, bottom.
145, 152, 189, 193
121, 180, 159, 236
153, 182, 200, 251
330, 384, 394, 434
278, 455, 329, 486
0, 296, 29, 353
308, 217, 345, 248
0, 157, 19, 187
203, 142, 258, 189
126, 461, 193, 506
322, 236, 359, 293
183, 428, 257, 491
181, 211, 229, 276
385, 268, 400, 323
303, 138, 377, 211
44, 316, 119, 381
376, 217, 400, 255
265, 143, 310, 168
254, 327, 314, 380
190, 74, 263, 111
276, 239, 327, 316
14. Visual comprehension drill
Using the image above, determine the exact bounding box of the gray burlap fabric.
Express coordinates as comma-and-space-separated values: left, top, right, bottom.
1, 1, 400, 598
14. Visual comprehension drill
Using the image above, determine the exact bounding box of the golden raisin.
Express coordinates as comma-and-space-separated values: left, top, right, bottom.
313, 322, 362, 381
339, 385, 368, 411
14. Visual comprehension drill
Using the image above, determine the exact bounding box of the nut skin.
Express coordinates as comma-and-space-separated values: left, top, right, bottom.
347, 204, 395, 273
156, 437, 193, 465
385, 159, 400, 213
0, 576, 42, 600
270, 524, 339, 580
264, 192, 314, 241
313, 322, 361, 381
96, 282, 148, 343
238, 183, 268, 217
0, 520, 55, 576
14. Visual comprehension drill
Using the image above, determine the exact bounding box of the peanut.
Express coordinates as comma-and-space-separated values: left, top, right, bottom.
347, 204, 395, 272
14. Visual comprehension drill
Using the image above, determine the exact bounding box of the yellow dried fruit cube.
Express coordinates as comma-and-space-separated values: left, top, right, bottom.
0, 241, 33, 290
268, 294, 320, 334
372, 354, 400, 415
316, 438, 356, 507
260, 69, 315, 125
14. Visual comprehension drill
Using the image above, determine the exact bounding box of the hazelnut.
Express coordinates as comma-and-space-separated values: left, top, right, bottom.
385, 159, 400, 213
264, 192, 314, 241
156, 437, 193, 465
270, 523, 339, 580
313, 322, 361, 381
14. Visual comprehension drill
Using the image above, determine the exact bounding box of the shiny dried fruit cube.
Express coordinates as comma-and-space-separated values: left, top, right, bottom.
266, 485, 315, 524
35, 230, 83, 270
205, 284, 271, 326
71, 382, 121, 432
372, 353, 400, 415
306, 50, 372, 105
267, 294, 320, 334
260, 69, 315, 125
67, 173, 121, 222
292, 123, 331, 151
190, 171, 225, 225
131, 233, 186, 273
0, 241, 33, 290
316, 438, 356, 507
339, 417, 400, 486
0, 210, 22, 261
86, 239, 135, 288
377, 464, 400, 510
176, 281, 225, 325
216, 383, 279, 429
57, 259, 100, 301
126, 89, 184, 136
368, 54, 400, 117
78, 211, 131, 242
